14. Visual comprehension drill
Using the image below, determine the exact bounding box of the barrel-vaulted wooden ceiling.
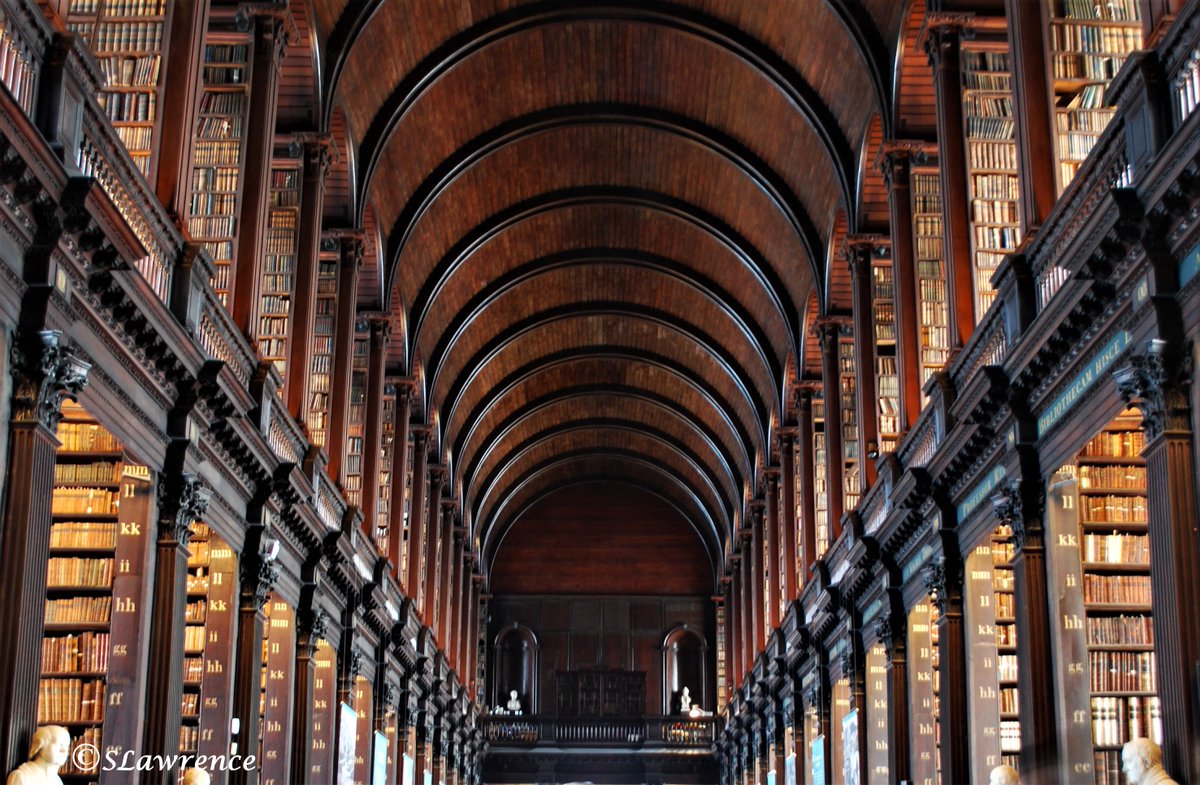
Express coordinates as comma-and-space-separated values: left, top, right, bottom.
302, 0, 914, 587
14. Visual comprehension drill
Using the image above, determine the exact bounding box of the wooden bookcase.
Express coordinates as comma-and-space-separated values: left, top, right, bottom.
186, 35, 251, 305
399, 431, 414, 578
342, 324, 369, 506
305, 244, 339, 449
256, 160, 302, 390
179, 521, 210, 754
1074, 419, 1159, 785
66, 0, 167, 178
992, 528, 1020, 769
191, 529, 237, 762
871, 255, 899, 453
714, 602, 726, 711
1047, 0, 1143, 192
258, 596, 295, 784
44, 404, 154, 785
376, 385, 397, 550
961, 46, 1022, 322
911, 169, 950, 397
310, 640, 337, 782
908, 599, 941, 785
812, 394, 829, 559
838, 337, 860, 511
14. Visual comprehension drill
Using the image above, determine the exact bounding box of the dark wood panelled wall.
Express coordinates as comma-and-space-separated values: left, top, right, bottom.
0, 2, 1199, 785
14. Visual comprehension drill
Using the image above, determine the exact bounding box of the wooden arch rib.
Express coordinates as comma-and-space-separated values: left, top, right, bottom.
479, 454, 724, 575
337, 2, 860, 218
474, 428, 730, 543
463, 396, 741, 512
382, 106, 824, 296
402, 186, 801, 366
447, 356, 753, 503
435, 308, 768, 459
421, 250, 783, 412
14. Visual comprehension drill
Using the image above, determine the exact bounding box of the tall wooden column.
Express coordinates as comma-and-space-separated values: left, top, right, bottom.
741, 526, 756, 665
420, 466, 447, 621
795, 389, 817, 582
926, 557, 969, 785
846, 237, 881, 489
142, 471, 212, 784
994, 474, 1060, 784
290, 605, 328, 785
436, 501, 457, 651
777, 430, 798, 602
765, 470, 781, 630
923, 15, 976, 347
1116, 343, 1200, 784
285, 136, 333, 421
230, 526, 280, 785
405, 430, 430, 603
1004, 0, 1056, 233
326, 233, 364, 482
153, 0, 208, 212
230, 6, 293, 330
817, 321, 845, 536
386, 383, 414, 572
0, 332, 88, 771
361, 316, 390, 535
879, 143, 924, 430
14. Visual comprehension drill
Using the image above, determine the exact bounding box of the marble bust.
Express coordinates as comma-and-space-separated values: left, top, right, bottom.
181, 768, 211, 785
1123, 738, 1179, 785
988, 764, 1018, 785
6, 726, 70, 785
679, 687, 692, 714
506, 690, 522, 713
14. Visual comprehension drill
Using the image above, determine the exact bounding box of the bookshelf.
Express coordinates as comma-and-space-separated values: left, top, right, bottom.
1074, 417, 1160, 785
400, 431, 414, 580
342, 324, 368, 506
715, 602, 726, 710
179, 520, 210, 754
991, 527, 1020, 769
258, 597, 295, 783
961, 47, 1022, 321
865, 642, 888, 784
812, 393, 829, 559
1047, 0, 1143, 192
256, 161, 302, 389
186, 37, 251, 304
911, 170, 950, 397
353, 675, 373, 784
839, 337, 860, 510
311, 639, 337, 782
44, 404, 153, 784
871, 255, 899, 453
305, 244, 339, 449
66, 0, 167, 178
377, 385, 397, 551
909, 599, 941, 785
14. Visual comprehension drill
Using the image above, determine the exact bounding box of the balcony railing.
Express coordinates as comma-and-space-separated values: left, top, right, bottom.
481, 716, 715, 749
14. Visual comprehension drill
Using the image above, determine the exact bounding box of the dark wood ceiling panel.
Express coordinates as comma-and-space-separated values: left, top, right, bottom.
439, 313, 764, 457
390, 125, 813, 333
422, 263, 778, 422
474, 427, 728, 543
322, 107, 354, 224
447, 356, 752, 504
465, 395, 741, 511
412, 203, 793, 372
365, 22, 841, 257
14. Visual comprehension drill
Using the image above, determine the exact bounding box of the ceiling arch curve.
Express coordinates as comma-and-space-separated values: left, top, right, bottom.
382, 106, 824, 290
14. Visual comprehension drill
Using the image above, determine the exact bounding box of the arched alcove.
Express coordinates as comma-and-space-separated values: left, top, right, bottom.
492, 623, 538, 713
662, 625, 708, 715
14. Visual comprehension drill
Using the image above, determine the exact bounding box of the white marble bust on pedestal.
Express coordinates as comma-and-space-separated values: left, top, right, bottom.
1123, 738, 1179, 785
6, 726, 70, 785
988, 764, 1018, 785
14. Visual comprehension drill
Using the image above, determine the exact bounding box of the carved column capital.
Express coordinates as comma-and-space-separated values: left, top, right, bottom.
157, 473, 213, 544
1114, 339, 1193, 442
923, 558, 961, 615
874, 613, 904, 660
920, 13, 974, 68
11, 330, 90, 430
841, 234, 890, 279
242, 533, 282, 610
